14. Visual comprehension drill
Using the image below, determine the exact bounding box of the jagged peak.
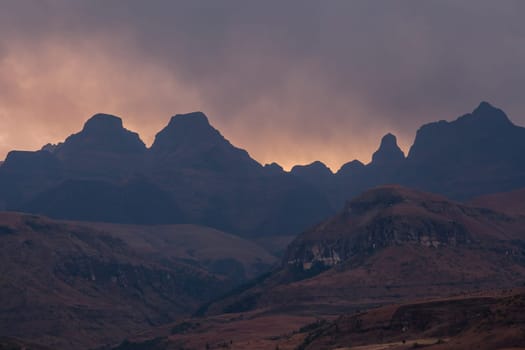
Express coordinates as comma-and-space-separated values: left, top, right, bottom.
371, 133, 405, 165
264, 162, 284, 171
264, 162, 285, 174
463, 101, 512, 125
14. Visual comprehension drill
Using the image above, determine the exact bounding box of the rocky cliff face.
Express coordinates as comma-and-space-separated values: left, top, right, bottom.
283, 186, 474, 271
202, 185, 525, 316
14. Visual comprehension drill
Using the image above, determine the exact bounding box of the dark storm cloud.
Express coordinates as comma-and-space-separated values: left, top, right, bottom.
1, 0, 525, 169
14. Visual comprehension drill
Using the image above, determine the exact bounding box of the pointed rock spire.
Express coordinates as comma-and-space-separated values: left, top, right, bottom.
371, 133, 405, 166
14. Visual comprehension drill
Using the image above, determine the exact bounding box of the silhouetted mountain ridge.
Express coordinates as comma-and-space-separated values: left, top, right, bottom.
1, 102, 525, 235
0, 111, 331, 237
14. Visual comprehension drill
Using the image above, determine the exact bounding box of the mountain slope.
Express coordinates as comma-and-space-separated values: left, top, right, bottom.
202, 185, 525, 315
298, 289, 525, 350
112, 289, 525, 350
470, 187, 525, 216
0, 212, 275, 349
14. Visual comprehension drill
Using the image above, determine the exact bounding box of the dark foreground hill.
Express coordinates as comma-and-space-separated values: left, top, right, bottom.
298, 289, 525, 350
0, 213, 275, 349
202, 186, 525, 316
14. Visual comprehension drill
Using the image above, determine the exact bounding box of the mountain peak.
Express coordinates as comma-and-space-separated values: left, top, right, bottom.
380, 133, 397, 147
264, 162, 284, 174
466, 101, 512, 126
474, 101, 496, 113
370, 133, 405, 165
150, 112, 261, 172
291, 161, 333, 177
58, 113, 146, 155
82, 113, 124, 133
167, 111, 210, 127
336, 159, 365, 176
151, 112, 223, 154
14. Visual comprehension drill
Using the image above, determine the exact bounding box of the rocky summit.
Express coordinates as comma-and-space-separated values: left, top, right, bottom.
370, 133, 405, 166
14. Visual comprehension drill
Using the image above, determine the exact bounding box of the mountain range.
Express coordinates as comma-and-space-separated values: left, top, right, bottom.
2, 102, 525, 239
2, 101, 525, 349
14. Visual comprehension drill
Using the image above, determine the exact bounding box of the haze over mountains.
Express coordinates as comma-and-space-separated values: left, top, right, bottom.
1, 102, 525, 238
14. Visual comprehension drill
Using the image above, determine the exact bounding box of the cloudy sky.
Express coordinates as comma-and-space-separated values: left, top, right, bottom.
1, 0, 525, 170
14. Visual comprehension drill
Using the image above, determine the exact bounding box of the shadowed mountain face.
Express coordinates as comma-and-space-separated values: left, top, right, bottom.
150, 112, 260, 173
403, 102, 525, 198
22, 179, 184, 224
202, 185, 525, 315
